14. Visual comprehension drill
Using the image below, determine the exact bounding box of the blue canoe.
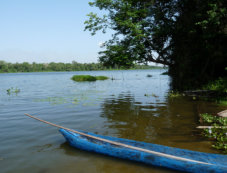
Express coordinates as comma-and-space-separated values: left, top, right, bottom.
60, 129, 227, 173
24, 114, 227, 173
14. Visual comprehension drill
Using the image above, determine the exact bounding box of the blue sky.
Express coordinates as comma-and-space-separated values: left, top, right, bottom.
0, 0, 112, 63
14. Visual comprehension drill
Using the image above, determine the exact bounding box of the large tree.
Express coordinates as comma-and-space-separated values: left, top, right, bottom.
85, 0, 227, 89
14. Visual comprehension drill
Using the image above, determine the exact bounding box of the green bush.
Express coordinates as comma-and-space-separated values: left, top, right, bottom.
203, 78, 227, 93
71, 75, 109, 82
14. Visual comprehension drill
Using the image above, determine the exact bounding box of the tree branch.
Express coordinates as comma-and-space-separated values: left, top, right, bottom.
146, 55, 171, 66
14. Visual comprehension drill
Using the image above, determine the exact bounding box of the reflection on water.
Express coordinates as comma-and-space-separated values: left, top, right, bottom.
100, 93, 223, 152
101, 93, 164, 141
0, 70, 224, 173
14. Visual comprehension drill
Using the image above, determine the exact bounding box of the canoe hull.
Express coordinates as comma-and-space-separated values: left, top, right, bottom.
59, 129, 227, 173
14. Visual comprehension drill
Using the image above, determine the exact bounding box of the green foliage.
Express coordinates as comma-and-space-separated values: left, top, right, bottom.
168, 91, 182, 98
0, 61, 162, 73
201, 113, 227, 125
95, 76, 109, 80
200, 113, 227, 154
218, 100, 227, 106
71, 75, 109, 82
6, 87, 20, 95
203, 78, 227, 93
85, 0, 173, 67
71, 75, 97, 82
85, 0, 227, 90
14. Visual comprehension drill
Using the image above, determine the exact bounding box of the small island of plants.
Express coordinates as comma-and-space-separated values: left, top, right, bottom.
71, 75, 109, 82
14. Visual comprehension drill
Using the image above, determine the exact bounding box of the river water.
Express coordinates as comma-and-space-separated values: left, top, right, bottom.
0, 70, 225, 173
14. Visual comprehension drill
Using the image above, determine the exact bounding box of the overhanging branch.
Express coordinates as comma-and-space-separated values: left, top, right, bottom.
147, 55, 171, 65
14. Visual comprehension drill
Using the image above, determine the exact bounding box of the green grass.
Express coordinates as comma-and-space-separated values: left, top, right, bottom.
71, 75, 109, 82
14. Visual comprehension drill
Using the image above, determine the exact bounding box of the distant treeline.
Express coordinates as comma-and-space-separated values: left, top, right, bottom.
0, 61, 163, 73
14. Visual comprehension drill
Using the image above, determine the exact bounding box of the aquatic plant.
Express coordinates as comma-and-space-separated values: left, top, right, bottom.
200, 113, 227, 154
168, 91, 182, 98
95, 76, 109, 80
34, 97, 68, 105
151, 93, 158, 98
71, 75, 96, 81
6, 87, 20, 95
146, 74, 152, 77
144, 93, 159, 98
71, 75, 109, 82
110, 76, 115, 80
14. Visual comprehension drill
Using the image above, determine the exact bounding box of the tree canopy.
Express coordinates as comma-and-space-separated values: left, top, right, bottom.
85, 0, 227, 89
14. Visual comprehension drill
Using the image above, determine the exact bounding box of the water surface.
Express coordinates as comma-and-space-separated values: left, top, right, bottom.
0, 70, 225, 173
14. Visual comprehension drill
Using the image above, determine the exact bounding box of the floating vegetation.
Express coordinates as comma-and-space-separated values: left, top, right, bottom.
6, 87, 20, 95
34, 97, 68, 105
71, 75, 109, 82
200, 113, 227, 154
144, 93, 159, 98
71, 75, 96, 81
168, 91, 183, 98
33, 90, 105, 107
95, 76, 109, 80
151, 93, 158, 98
72, 98, 79, 105
146, 74, 152, 77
